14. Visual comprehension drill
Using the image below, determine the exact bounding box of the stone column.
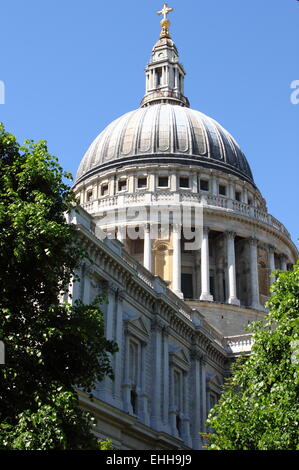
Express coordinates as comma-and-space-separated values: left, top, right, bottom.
122, 324, 132, 413
280, 253, 287, 272
174, 68, 178, 89
243, 186, 248, 204
105, 286, 115, 341
170, 172, 177, 191
191, 351, 202, 450
200, 227, 213, 301
182, 371, 192, 447
139, 342, 150, 426
143, 223, 152, 272
97, 284, 115, 403
212, 176, 218, 196
162, 327, 171, 433
200, 355, 207, 434
172, 224, 183, 299
191, 172, 198, 193
226, 232, 240, 305
229, 181, 235, 200
268, 245, 276, 286
83, 264, 94, 304
151, 319, 163, 430
249, 237, 260, 310
168, 360, 177, 437
149, 173, 155, 192
113, 289, 124, 408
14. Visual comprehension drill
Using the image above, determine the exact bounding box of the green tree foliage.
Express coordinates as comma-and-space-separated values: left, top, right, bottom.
206, 261, 299, 450
98, 440, 114, 450
0, 124, 118, 449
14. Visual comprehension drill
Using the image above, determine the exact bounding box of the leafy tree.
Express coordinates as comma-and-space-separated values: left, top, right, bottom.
98, 439, 114, 450
0, 124, 118, 449
205, 261, 299, 450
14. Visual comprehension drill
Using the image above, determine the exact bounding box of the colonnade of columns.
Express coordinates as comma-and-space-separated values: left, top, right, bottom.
121, 224, 289, 309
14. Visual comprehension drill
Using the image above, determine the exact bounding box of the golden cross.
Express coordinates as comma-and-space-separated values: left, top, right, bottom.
157, 3, 173, 21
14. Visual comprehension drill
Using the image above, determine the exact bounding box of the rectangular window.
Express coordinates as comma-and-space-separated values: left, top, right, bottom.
200, 179, 209, 191
181, 273, 193, 299
158, 176, 169, 188
174, 370, 182, 409
235, 191, 241, 201
118, 179, 127, 192
101, 184, 109, 196
138, 177, 147, 189
129, 341, 138, 385
179, 177, 189, 188
86, 190, 93, 201
219, 184, 226, 196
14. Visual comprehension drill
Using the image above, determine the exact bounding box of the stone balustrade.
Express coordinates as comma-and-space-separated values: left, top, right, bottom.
81, 191, 291, 239
224, 334, 253, 356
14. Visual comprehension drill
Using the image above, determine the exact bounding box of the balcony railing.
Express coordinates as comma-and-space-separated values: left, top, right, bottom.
224, 334, 253, 356
81, 191, 291, 239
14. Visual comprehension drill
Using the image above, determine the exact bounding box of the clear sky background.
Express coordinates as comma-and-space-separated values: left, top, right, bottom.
1, 0, 298, 246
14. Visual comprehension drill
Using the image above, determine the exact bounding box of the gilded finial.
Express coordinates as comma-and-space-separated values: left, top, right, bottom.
157, 3, 174, 38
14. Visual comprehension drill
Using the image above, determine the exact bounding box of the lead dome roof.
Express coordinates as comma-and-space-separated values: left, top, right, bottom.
76, 104, 254, 185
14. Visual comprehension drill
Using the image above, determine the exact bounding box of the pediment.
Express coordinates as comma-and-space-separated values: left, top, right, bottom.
169, 344, 190, 369
124, 312, 150, 341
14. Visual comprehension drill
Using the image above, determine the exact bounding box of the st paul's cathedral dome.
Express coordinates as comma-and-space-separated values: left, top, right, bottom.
76, 25, 253, 186
76, 105, 254, 185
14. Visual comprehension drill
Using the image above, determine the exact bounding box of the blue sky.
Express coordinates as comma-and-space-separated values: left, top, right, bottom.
0, 0, 298, 245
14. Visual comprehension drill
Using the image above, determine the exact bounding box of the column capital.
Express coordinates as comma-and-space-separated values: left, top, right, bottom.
116, 288, 126, 301
190, 349, 205, 362
107, 282, 119, 296
248, 236, 258, 247
280, 253, 288, 262
151, 317, 164, 332
163, 325, 170, 336
84, 263, 95, 279
268, 244, 275, 254
225, 231, 236, 240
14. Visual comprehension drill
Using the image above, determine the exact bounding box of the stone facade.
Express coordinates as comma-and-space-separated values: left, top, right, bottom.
69, 9, 298, 449
66, 207, 250, 449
